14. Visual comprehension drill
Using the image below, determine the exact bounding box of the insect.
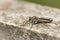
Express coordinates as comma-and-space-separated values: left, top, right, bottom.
29, 16, 53, 25
21, 16, 53, 30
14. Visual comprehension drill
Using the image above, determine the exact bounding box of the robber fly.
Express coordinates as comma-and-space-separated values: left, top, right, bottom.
21, 16, 53, 30
29, 16, 53, 24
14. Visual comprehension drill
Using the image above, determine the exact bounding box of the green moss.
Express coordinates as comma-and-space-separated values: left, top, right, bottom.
21, 0, 60, 9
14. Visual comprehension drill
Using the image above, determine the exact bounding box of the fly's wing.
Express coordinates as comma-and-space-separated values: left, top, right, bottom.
39, 18, 53, 23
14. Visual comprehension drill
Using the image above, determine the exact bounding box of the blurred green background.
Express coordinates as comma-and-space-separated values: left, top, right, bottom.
18, 0, 60, 9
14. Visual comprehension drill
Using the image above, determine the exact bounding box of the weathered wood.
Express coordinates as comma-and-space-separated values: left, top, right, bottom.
0, 0, 60, 40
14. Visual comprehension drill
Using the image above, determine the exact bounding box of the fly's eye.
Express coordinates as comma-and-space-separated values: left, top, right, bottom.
29, 17, 32, 21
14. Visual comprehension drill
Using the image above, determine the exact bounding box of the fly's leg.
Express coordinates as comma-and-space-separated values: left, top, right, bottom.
20, 21, 28, 26
29, 24, 33, 30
